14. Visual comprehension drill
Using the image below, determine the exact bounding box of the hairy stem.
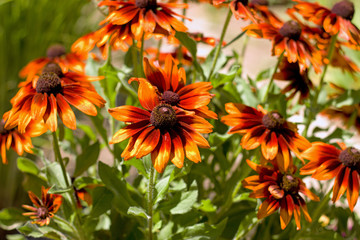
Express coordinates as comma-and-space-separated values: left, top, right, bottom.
148, 165, 155, 240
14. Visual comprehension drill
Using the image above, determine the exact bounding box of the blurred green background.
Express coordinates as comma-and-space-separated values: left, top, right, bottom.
0, 0, 99, 237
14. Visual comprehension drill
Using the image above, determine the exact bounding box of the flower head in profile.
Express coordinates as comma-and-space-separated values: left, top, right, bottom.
5, 63, 106, 132
301, 142, 360, 211
273, 57, 313, 103
130, 55, 217, 119
212, 0, 257, 22
20, 44, 86, 82
0, 118, 46, 164
321, 104, 360, 133
22, 186, 63, 226
109, 78, 213, 173
291, 0, 360, 50
244, 19, 322, 73
221, 103, 311, 171
242, 160, 319, 230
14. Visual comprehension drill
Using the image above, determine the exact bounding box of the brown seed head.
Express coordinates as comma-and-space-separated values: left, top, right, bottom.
150, 104, 177, 130
262, 111, 285, 130
46, 44, 66, 59
279, 20, 302, 40
42, 63, 63, 77
162, 91, 180, 106
280, 174, 299, 194
37, 207, 49, 219
331, 0, 355, 20
339, 147, 360, 168
251, 0, 268, 6
36, 72, 62, 95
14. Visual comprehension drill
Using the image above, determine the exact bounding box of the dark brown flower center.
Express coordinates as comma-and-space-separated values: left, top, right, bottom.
0, 120, 7, 134
37, 207, 49, 219
235, 0, 249, 6
250, 0, 268, 5
150, 104, 177, 129
135, 0, 157, 9
339, 147, 360, 168
42, 63, 63, 77
162, 91, 180, 106
46, 44, 66, 59
280, 174, 299, 194
331, 0, 355, 20
36, 72, 62, 95
279, 20, 302, 40
262, 111, 285, 130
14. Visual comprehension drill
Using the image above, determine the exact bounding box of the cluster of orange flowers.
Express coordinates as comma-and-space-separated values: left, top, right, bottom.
2, 0, 359, 231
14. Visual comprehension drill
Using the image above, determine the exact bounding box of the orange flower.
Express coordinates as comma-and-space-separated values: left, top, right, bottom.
292, 0, 360, 50
20, 44, 86, 82
221, 103, 311, 171
131, 55, 217, 119
22, 186, 63, 226
0, 119, 46, 164
5, 64, 106, 132
108, 78, 213, 173
301, 142, 360, 211
212, 0, 257, 22
244, 19, 322, 73
99, 0, 189, 40
242, 160, 319, 230
273, 57, 313, 103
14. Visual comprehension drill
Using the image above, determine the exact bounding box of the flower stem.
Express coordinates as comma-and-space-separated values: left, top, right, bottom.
53, 215, 81, 240
303, 34, 338, 137
140, 32, 146, 78
261, 51, 285, 104
207, 8, 232, 82
51, 132, 86, 240
148, 165, 155, 240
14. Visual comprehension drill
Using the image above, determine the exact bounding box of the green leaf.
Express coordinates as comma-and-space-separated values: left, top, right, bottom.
170, 181, 198, 215
48, 185, 72, 194
6, 234, 26, 240
45, 162, 70, 189
183, 218, 228, 239
73, 177, 101, 189
74, 141, 100, 177
77, 124, 97, 141
17, 222, 68, 240
127, 206, 150, 220
203, 47, 227, 80
123, 158, 149, 178
17, 157, 39, 176
234, 212, 258, 239
98, 162, 137, 214
158, 221, 174, 240
154, 175, 171, 204
196, 199, 217, 212
0, 208, 27, 231
174, 31, 205, 80
90, 186, 114, 218
90, 115, 109, 147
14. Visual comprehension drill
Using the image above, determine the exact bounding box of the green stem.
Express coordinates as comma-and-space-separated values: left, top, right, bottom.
303, 34, 338, 137
51, 132, 86, 240
53, 215, 81, 240
182, 0, 187, 23
261, 51, 285, 104
52, 132, 70, 187
207, 8, 232, 82
148, 166, 155, 240
223, 30, 247, 49
139, 33, 146, 77
239, 35, 249, 65
132, 39, 139, 77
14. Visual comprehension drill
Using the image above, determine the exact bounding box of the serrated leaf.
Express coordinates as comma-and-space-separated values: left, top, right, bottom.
127, 206, 150, 219
74, 141, 100, 177
170, 181, 198, 215
17, 157, 39, 176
